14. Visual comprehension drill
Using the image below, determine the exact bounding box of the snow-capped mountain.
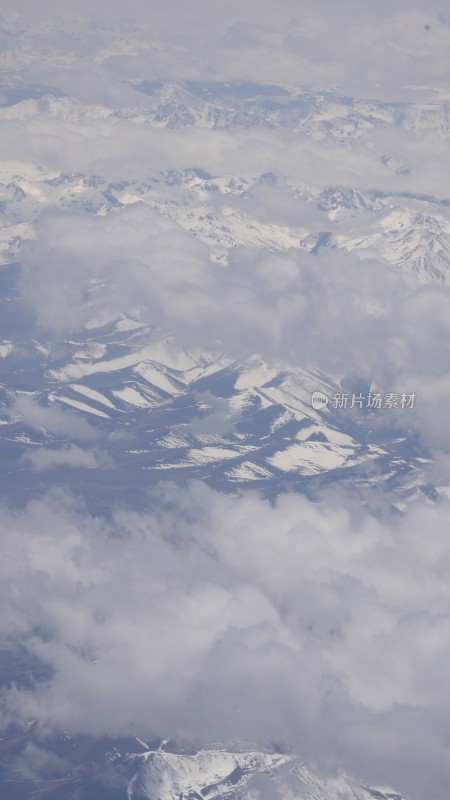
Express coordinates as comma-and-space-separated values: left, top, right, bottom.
0, 81, 450, 506
0, 292, 430, 510
0, 81, 449, 505
0, 722, 408, 800
126, 745, 407, 800
1, 82, 450, 277
1, 160, 450, 279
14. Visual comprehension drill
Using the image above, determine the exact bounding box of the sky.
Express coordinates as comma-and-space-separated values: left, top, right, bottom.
2, 2, 450, 799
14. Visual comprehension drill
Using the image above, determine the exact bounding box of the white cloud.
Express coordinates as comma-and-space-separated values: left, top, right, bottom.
11, 395, 100, 441
1, 484, 450, 799
5, 1, 450, 102
23, 444, 101, 471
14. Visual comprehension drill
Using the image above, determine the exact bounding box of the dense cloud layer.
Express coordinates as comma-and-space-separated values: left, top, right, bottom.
1, 484, 450, 799
4, 0, 450, 102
